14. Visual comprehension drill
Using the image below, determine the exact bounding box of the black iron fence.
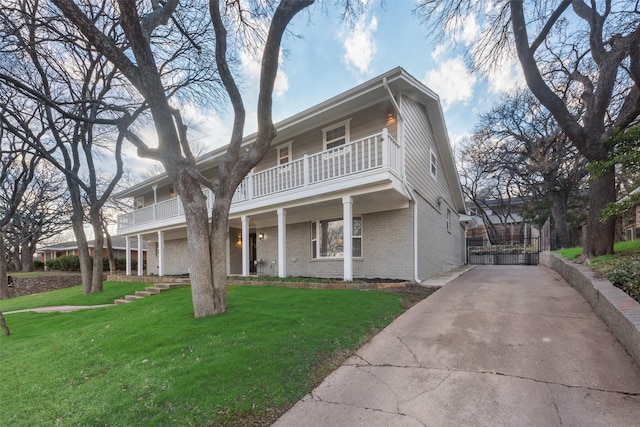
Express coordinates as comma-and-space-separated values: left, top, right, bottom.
467, 237, 540, 265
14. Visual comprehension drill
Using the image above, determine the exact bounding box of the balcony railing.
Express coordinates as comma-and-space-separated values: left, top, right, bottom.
117, 129, 401, 230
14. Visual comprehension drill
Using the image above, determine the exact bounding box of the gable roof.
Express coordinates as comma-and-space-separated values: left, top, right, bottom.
115, 67, 465, 212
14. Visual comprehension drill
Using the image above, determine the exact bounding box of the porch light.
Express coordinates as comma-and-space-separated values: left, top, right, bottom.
258, 232, 264, 241
237, 234, 242, 247
386, 111, 396, 126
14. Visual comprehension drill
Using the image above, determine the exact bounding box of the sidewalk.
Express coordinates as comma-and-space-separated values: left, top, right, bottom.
274, 265, 640, 427
4, 304, 114, 314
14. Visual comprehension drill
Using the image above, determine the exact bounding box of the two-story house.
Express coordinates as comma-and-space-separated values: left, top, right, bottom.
114, 67, 470, 282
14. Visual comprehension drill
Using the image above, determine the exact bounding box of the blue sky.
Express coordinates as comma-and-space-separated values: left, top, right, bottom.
129, 1, 525, 170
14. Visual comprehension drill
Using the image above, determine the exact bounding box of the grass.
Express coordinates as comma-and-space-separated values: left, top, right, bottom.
0, 281, 150, 312
555, 240, 640, 303
554, 239, 640, 264
554, 246, 584, 261
0, 284, 411, 426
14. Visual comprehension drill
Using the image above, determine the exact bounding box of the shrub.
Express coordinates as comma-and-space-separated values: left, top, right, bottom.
604, 258, 640, 303
46, 255, 81, 272
44, 256, 145, 272
32, 260, 44, 271
102, 257, 136, 271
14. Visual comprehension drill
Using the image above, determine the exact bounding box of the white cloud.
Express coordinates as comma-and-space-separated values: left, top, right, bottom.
458, 15, 481, 45
239, 49, 289, 98
431, 44, 448, 61
342, 14, 378, 74
423, 57, 477, 110
179, 102, 232, 152
486, 58, 525, 94
443, 14, 481, 46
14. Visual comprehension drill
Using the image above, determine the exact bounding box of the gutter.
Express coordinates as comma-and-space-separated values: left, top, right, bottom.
383, 77, 420, 284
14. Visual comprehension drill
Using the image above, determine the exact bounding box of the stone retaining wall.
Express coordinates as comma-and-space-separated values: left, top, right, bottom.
540, 251, 640, 366
107, 275, 411, 290
106, 275, 189, 283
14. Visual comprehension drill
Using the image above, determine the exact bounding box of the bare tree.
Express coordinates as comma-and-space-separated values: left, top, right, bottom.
417, 0, 640, 258
49, 0, 314, 316
1, 0, 134, 293
458, 136, 526, 243
473, 90, 588, 248
3, 162, 72, 272
0, 120, 41, 300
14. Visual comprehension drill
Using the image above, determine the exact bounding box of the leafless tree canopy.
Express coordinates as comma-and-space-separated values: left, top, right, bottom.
417, 0, 640, 257
464, 90, 588, 248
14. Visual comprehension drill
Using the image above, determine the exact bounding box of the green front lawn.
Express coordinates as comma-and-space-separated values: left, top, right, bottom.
0, 285, 409, 426
0, 281, 150, 312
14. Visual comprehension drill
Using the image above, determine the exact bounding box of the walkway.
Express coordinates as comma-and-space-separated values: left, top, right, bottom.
274, 265, 640, 427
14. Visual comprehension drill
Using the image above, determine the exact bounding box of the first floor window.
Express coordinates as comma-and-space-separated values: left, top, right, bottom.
446, 208, 451, 233
311, 217, 362, 258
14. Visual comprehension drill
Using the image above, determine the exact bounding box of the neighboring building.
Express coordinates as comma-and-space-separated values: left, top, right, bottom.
114, 67, 470, 282
466, 197, 539, 243
38, 237, 147, 266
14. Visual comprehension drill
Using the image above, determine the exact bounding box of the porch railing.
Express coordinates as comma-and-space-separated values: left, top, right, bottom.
118, 129, 401, 230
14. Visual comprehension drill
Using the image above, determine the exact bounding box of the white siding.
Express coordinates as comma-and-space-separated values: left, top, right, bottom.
256, 105, 397, 173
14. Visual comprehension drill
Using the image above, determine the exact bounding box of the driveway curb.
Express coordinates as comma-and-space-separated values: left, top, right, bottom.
540, 251, 640, 366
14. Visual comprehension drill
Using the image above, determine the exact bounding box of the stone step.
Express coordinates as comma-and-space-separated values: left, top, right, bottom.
113, 282, 191, 305
135, 290, 154, 297
153, 282, 190, 290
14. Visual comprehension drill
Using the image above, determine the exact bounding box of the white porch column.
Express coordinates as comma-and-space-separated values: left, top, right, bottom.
241, 216, 250, 276
343, 196, 353, 281
125, 236, 132, 276
157, 230, 165, 276
137, 234, 144, 276
277, 208, 286, 278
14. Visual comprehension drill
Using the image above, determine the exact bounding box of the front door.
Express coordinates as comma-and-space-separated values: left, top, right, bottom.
249, 233, 257, 274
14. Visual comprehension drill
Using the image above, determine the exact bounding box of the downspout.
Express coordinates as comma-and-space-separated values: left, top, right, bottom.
383, 77, 421, 284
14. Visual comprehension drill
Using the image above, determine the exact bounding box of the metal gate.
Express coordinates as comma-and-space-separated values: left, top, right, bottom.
467, 237, 540, 265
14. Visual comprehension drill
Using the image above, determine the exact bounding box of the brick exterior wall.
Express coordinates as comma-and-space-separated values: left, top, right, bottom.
147, 238, 191, 276
415, 192, 464, 280
250, 208, 416, 281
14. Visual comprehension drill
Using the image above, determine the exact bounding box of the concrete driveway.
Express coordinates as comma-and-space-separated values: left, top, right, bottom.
274, 265, 640, 427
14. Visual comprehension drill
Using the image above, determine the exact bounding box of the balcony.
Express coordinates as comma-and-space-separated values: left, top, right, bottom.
117, 129, 402, 231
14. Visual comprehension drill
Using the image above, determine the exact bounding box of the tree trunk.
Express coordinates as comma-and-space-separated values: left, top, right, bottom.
66, 179, 93, 294
178, 178, 217, 318
104, 226, 116, 275
12, 247, 22, 272
548, 190, 571, 249
90, 213, 104, 293
20, 239, 36, 272
582, 167, 616, 258
0, 237, 9, 300
210, 197, 231, 315
0, 312, 10, 336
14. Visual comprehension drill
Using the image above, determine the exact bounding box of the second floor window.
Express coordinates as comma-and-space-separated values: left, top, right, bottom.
277, 142, 292, 165
134, 197, 144, 209
323, 119, 351, 151
430, 149, 437, 179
